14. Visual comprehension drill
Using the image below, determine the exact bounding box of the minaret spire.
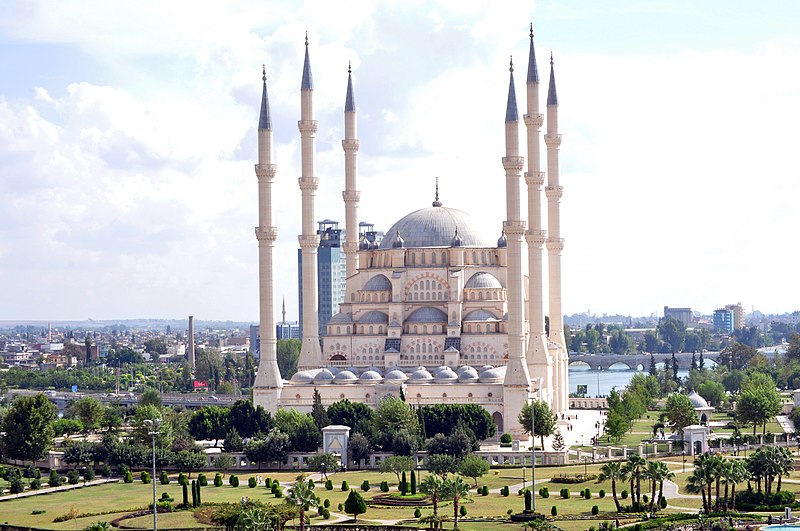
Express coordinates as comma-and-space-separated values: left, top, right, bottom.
297, 35, 323, 370
253, 66, 283, 411
501, 54, 532, 437
432, 176, 441, 207
523, 26, 555, 412
545, 52, 567, 413
342, 62, 361, 280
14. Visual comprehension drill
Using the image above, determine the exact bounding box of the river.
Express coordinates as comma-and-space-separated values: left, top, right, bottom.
569, 360, 718, 397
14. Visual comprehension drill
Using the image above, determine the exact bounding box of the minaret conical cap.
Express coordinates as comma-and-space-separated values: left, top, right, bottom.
527, 24, 539, 83
259, 65, 272, 131
505, 57, 519, 123
547, 52, 558, 106
301, 33, 313, 90
345, 62, 356, 112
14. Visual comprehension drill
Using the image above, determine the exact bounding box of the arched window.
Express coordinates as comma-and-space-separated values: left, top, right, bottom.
346, 326, 350, 334
423, 325, 428, 334
431, 253, 436, 265
337, 326, 341, 334
414, 325, 418, 334
411, 254, 416, 265
378, 325, 383, 334
442, 252, 447, 264
369, 325, 374, 334
421, 253, 426, 265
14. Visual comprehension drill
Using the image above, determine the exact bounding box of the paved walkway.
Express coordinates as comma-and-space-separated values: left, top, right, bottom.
0, 477, 119, 501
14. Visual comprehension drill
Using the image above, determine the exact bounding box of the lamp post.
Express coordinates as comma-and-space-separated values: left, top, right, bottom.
143, 419, 162, 531
530, 396, 536, 513
583, 456, 588, 476
522, 466, 526, 492
682, 449, 686, 473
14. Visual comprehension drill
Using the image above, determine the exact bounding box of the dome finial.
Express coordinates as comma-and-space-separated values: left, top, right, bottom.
262, 64, 266, 82
305, 31, 309, 47
432, 176, 442, 207
530, 22, 534, 39
348, 61, 351, 74
509, 55, 514, 73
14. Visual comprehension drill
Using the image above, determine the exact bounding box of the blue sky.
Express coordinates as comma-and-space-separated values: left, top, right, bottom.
1, 1, 798, 321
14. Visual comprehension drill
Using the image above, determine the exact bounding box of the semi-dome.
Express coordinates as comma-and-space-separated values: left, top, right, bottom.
333, 370, 358, 384
358, 311, 389, 324
359, 370, 383, 382
329, 312, 353, 324
465, 272, 503, 290
463, 309, 499, 321
411, 367, 434, 382
688, 390, 709, 409
363, 275, 392, 291
378, 206, 492, 249
385, 369, 408, 383
405, 307, 448, 323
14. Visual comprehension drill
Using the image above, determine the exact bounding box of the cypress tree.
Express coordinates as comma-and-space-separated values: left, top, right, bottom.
197, 479, 202, 505
410, 470, 416, 495
191, 480, 198, 508
182, 482, 189, 507
401, 471, 407, 495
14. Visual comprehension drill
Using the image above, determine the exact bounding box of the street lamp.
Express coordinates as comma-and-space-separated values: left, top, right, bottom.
522, 466, 526, 492
682, 449, 686, 473
143, 419, 162, 531
583, 456, 588, 476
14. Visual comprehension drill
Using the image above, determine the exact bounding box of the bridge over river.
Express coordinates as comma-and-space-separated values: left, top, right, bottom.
568, 351, 725, 371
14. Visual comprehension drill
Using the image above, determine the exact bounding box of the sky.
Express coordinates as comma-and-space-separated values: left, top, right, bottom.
1, 0, 799, 322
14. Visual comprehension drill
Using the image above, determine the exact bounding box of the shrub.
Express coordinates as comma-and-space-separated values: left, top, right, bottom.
124, 470, 133, 483
324, 498, 330, 508
67, 469, 80, 485
229, 475, 239, 487
325, 479, 333, 490
501, 486, 509, 497
642, 494, 649, 504
214, 473, 223, 487
178, 472, 188, 486
592, 505, 599, 516
101, 464, 112, 478
361, 480, 370, 491
141, 471, 151, 484
599, 489, 605, 498
31, 509, 46, 515
460, 505, 467, 517
561, 488, 570, 499
621, 489, 628, 499
274, 486, 282, 498
338, 503, 344, 511
271, 482, 278, 494
341, 480, 349, 491
198, 473, 207, 487
659, 496, 667, 509
182, 483, 189, 507
380, 481, 389, 492
551, 506, 557, 517
265, 477, 272, 489
584, 488, 591, 499
161, 491, 175, 502
551, 474, 598, 484
48, 469, 62, 487
500, 433, 513, 444
248, 477, 257, 488
524, 489, 532, 512
9, 475, 25, 494
481, 485, 489, 496
320, 508, 330, 519
160, 470, 169, 484
29, 477, 41, 490
83, 466, 95, 482
414, 508, 421, 518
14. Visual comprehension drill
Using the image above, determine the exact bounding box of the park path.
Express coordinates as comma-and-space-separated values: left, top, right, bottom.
0, 477, 119, 501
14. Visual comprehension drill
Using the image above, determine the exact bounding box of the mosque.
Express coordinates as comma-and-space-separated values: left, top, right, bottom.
252, 28, 569, 438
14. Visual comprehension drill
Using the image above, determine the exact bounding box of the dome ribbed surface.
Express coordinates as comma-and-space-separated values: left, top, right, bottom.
378, 206, 491, 249
363, 275, 392, 291
465, 272, 502, 289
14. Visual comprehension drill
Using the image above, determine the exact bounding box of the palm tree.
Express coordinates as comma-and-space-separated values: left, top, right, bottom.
653, 461, 675, 511
773, 446, 794, 494
286, 479, 318, 531
622, 455, 646, 509
598, 462, 623, 512
442, 475, 471, 530
686, 468, 709, 513
419, 474, 445, 530
728, 459, 750, 512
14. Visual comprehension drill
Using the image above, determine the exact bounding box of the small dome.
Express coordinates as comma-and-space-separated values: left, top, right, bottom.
333, 370, 358, 384
465, 272, 503, 290
411, 367, 434, 382
363, 275, 392, 291
405, 307, 448, 323
479, 366, 505, 382
290, 370, 318, 383
313, 369, 335, 384
359, 370, 383, 382
434, 366, 458, 383
358, 311, 389, 324
391, 229, 405, 248
456, 365, 474, 375
359, 233, 370, 250
329, 312, 353, 324
450, 228, 464, 247
385, 369, 408, 383
459, 368, 479, 382
463, 309, 499, 321
363, 366, 384, 375
688, 390, 709, 409
497, 230, 507, 248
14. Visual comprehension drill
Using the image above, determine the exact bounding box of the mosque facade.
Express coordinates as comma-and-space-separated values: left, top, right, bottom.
253, 28, 569, 438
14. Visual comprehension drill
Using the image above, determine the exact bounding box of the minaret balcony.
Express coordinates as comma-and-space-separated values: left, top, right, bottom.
544, 133, 562, 147
342, 139, 360, 151
255, 164, 276, 180
255, 226, 278, 242
342, 190, 361, 202
546, 238, 565, 252
524, 113, 544, 128
298, 177, 319, 191
298, 234, 321, 249
545, 186, 563, 200
297, 119, 319, 133
524, 171, 545, 186
525, 230, 547, 245
502, 156, 524, 172
502, 220, 526, 236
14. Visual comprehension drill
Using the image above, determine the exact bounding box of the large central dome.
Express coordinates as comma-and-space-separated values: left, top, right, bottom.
379, 206, 492, 249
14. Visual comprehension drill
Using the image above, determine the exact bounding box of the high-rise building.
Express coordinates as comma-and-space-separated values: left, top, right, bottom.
298, 220, 347, 340
664, 306, 693, 327
725, 302, 744, 330
713, 308, 734, 334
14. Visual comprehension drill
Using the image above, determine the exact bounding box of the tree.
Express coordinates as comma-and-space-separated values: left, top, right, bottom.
1, 394, 57, 464
696, 380, 726, 407
787, 333, 800, 361
419, 474, 445, 530
664, 393, 699, 438
604, 410, 628, 442
378, 455, 413, 483
621, 454, 646, 509
274, 409, 321, 452
373, 396, 419, 451
643, 460, 673, 512
223, 428, 245, 453
139, 388, 162, 408
327, 399, 375, 434
174, 449, 207, 474
719, 342, 757, 370
64, 396, 105, 432
344, 490, 366, 521
311, 389, 330, 431
518, 400, 556, 449
213, 453, 236, 476
427, 454, 460, 478
442, 475, 471, 530
277, 339, 301, 379
658, 317, 686, 353
598, 462, 623, 512
286, 479, 318, 531
551, 429, 565, 451
736, 387, 781, 435
228, 400, 272, 438
348, 432, 371, 469
306, 452, 339, 480
189, 406, 230, 446
457, 455, 489, 486
63, 440, 96, 467
648, 353, 657, 375
686, 464, 711, 513
421, 404, 496, 441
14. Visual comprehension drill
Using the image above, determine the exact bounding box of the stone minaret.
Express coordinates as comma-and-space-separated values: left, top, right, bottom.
188, 315, 195, 369
545, 53, 568, 412
501, 58, 533, 438
253, 66, 283, 411
523, 26, 553, 406
297, 35, 324, 370
342, 63, 360, 280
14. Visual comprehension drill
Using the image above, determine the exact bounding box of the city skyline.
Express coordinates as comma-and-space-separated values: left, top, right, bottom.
1, 1, 799, 321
